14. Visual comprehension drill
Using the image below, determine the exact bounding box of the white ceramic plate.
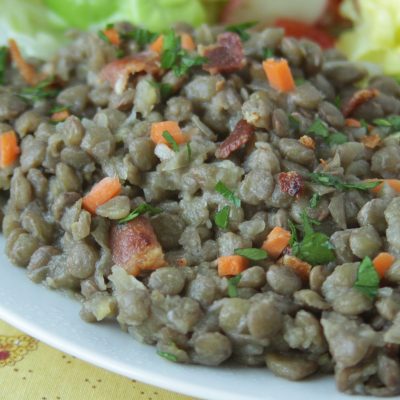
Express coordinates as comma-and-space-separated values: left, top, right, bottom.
0, 238, 368, 400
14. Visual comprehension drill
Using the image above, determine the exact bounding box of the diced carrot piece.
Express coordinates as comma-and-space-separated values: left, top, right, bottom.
218, 255, 249, 277
0, 131, 20, 168
150, 121, 188, 146
82, 177, 121, 214
104, 28, 121, 46
262, 226, 291, 259
180, 33, 196, 51
345, 118, 361, 128
149, 35, 164, 53
281, 255, 312, 282
262, 58, 295, 92
373, 252, 395, 278
299, 135, 315, 150
361, 134, 381, 149
8, 39, 39, 85
51, 109, 70, 123
368, 179, 400, 194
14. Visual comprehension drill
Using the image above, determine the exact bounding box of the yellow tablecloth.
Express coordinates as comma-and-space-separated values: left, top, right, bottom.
0, 319, 193, 400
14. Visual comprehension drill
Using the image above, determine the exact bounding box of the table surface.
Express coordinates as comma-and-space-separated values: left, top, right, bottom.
0, 319, 194, 400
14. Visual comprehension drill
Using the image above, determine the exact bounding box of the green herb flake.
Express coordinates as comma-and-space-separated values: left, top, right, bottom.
98, 30, 111, 43
50, 104, 71, 114
186, 142, 192, 161
373, 116, 400, 131
116, 48, 125, 58
0, 46, 8, 85
354, 256, 380, 298
214, 205, 230, 229
308, 118, 329, 138
334, 95, 342, 109
294, 77, 305, 86
328, 132, 348, 145
309, 172, 382, 191
19, 77, 60, 103
307, 118, 348, 145
288, 114, 300, 131
215, 181, 241, 207
290, 211, 335, 266
309, 193, 321, 209
360, 119, 369, 130
118, 203, 162, 224
123, 27, 158, 48
234, 248, 268, 261
227, 274, 242, 298
148, 80, 173, 99
226, 21, 257, 41
262, 48, 274, 59
161, 29, 206, 77
157, 350, 178, 362
162, 130, 179, 152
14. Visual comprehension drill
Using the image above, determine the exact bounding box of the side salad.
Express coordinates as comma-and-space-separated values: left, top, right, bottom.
1, 0, 400, 79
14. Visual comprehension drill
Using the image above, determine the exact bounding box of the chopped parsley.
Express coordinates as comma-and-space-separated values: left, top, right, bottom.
227, 274, 242, 297
118, 203, 162, 224
115, 48, 125, 58
309, 193, 321, 209
288, 114, 300, 131
290, 211, 335, 266
0, 46, 8, 85
262, 47, 274, 59
373, 116, 400, 132
161, 30, 206, 77
215, 181, 241, 207
19, 77, 60, 103
50, 104, 69, 114
334, 95, 342, 109
309, 172, 382, 191
226, 21, 257, 41
214, 205, 230, 229
148, 80, 173, 100
157, 350, 178, 362
234, 248, 268, 261
162, 130, 179, 152
123, 27, 158, 48
98, 30, 111, 43
294, 77, 305, 86
354, 256, 380, 298
307, 118, 347, 145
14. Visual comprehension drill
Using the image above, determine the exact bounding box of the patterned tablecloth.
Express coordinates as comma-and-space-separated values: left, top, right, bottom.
0, 319, 193, 400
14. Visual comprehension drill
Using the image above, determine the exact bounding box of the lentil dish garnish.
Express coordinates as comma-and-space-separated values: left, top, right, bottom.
1, 21, 400, 396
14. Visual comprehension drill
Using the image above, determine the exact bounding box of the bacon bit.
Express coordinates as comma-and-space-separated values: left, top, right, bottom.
299, 135, 315, 150
278, 171, 303, 197
203, 32, 245, 75
176, 257, 188, 267
280, 254, 312, 282
51, 109, 70, 123
215, 119, 255, 159
342, 88, 379, 117
110, 216, 165, 276
361, 133, 381, 149
100, 51, 159, 94
319, 159, 329, 169
8, 39, 39, 85
345, 118, 361, 128
103, 28, 121, 46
